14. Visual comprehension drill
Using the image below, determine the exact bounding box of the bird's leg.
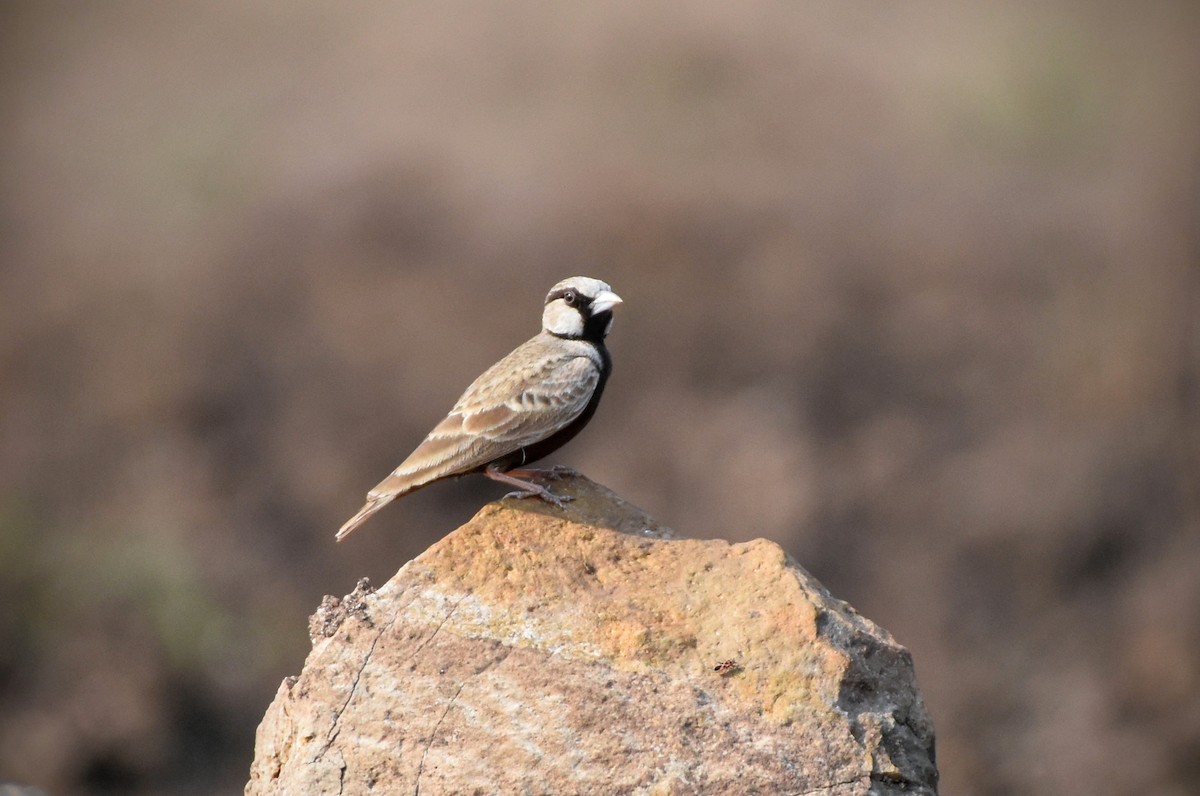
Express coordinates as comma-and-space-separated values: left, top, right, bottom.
484, 465, 574, 507
505, 464, 579, 482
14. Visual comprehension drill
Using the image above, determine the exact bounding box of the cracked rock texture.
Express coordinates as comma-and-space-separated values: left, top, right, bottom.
246, 476, 937, 795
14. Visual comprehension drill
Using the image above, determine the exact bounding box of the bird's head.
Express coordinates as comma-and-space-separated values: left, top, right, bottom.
542, 276, 622, 342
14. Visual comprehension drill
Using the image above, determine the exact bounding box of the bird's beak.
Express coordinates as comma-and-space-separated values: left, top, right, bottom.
591, 290, 623, 314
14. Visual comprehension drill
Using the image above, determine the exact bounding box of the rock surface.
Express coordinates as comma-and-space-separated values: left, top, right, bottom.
247, 476, 938, 795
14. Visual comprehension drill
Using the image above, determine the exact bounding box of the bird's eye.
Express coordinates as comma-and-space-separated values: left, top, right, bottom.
562, 290, 578, 306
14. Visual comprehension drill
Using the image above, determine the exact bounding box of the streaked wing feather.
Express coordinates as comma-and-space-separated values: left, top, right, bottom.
367, 347, 598, 499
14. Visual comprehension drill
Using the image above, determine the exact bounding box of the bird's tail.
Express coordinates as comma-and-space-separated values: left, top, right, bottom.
335, 458, 448, 542
335, 493, 397, 542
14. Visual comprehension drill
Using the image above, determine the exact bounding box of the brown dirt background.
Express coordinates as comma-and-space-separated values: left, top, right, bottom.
2, 2, 1198, 794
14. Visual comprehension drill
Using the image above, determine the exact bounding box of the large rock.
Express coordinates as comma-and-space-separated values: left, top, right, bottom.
247, 476, 937, 794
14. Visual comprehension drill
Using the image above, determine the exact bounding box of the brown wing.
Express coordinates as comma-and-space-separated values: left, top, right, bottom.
367, 340, 599, 500
338, 338, 598, 541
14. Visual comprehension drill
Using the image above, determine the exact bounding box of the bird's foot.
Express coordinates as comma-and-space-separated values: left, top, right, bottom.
542, 465, 580, 482
502, 486, 574, 508
486, 464, 575, 508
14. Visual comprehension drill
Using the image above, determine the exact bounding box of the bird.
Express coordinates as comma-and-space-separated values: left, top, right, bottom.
336, 276, 622, 541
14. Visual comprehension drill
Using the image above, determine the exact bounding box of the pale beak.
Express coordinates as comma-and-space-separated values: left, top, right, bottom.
591, 290, 623, 314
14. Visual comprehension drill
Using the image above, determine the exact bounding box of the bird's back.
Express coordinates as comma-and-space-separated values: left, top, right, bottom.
367, 332, 603, 500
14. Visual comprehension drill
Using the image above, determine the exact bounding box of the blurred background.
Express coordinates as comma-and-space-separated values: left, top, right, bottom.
2, 1, 1198, 794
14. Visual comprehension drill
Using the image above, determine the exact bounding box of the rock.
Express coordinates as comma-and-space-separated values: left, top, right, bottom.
307, 577, 376, 645
247, 476, 938, 795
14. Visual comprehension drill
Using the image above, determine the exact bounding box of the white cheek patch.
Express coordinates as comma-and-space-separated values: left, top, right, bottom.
543, 300, 584, 337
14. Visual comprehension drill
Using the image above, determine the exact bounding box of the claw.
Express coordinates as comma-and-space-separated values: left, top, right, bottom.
503, 488, 574, 508
486, 464, 574, 508
541, 489, 574, 507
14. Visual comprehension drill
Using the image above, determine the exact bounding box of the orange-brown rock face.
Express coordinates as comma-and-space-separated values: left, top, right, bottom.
247, 476, 937, 795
